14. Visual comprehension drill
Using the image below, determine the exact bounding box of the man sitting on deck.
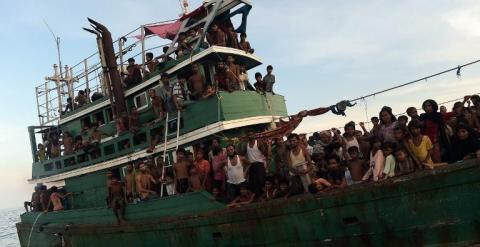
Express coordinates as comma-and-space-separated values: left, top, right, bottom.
214, 62, 238, 92
144, 52, 158, 75
206, 23, 226, 47
123, 58, 143, 87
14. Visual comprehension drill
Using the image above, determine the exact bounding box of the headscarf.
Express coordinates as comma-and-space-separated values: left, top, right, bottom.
419, 99, 443, 125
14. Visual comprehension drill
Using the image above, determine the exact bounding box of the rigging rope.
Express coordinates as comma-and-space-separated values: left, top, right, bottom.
349, 59, 480, 103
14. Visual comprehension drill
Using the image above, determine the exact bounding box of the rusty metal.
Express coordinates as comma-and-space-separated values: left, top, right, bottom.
84, 18, 126, 118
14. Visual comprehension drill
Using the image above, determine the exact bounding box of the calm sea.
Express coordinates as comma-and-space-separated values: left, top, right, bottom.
0, 208, 22, 247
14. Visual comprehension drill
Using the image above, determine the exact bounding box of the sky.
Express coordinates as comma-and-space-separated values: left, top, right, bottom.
0, 0, 480, 209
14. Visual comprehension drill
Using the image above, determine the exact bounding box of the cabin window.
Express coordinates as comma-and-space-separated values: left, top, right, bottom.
55, 161, 62, 170
64, 157, 76, 167
81, 116, 92, 129
93, 111, 105, 126
134, 92, 148, 111
44, 163, 53, 171
133, 132, 147, 146
104, 144, 116, 156
106, 108, 114, 122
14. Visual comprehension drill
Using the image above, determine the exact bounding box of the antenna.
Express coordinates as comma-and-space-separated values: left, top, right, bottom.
179, 0, 190, 15
43, 19, 63, 77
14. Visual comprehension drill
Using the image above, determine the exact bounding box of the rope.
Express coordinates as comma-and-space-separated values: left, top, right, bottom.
26, 212, 43, 247
349, 59, 480, 103
160, 112, 169, 197
300, 92, 480, 135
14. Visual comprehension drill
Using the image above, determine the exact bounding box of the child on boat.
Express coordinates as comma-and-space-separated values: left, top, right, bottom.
381, 142, 396, 179
408, 120, 434, 166
362, 138, 385, 182
395, 148, 416, 175
228, 184, 255, 208
346, 146, 365, 183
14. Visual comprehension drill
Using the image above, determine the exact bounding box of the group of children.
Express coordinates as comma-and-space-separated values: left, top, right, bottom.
302, 95, 480, 194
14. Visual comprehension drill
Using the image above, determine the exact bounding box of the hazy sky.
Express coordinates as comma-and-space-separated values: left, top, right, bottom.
1, 0, 480, 209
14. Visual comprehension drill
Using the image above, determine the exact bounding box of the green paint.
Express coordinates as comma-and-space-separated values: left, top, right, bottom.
30, 92, 287, 180
17, 161, 480, 246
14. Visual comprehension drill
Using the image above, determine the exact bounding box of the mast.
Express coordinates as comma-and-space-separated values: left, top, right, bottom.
84, 18, 127, 118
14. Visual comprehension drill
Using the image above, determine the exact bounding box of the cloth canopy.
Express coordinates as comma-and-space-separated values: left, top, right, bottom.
142, 21, 182, 40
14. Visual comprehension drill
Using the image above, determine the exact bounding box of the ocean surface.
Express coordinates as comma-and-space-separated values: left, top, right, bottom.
0, 208, 22, 247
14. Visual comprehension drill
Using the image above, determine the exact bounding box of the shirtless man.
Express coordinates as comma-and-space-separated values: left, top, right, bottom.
174, 148, 190, 194
109, 175, 127, 225
135, 162, 157, 200
148, 89, 165, 120
188, 64, 205, 100
206, 23, 226, 47
123, 58, 142, 87
145, 52, 158, 75
63, 132, 74, 155
88, 123, 109, 158
46, 186, 71, 212
226, 56, 240, 79
225, 26, 239, 49
24, 186, 40, 212
124, 164, 136, 202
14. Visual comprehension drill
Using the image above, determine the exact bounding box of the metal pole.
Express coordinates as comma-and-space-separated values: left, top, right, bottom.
160, 112, 169, 197
83, 59, 90, 103
53, 64, 63, 118
35, 87, 42, 125
140, 26, 146, 71
69, 67, 75, 106
45, 82, 50, 123
175, 111, 181, 150
118, 37, 125, 86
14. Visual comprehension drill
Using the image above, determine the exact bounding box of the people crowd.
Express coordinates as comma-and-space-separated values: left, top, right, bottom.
99, 94, 480, 212
27, 93, 480, 224
27, 15, 480, 224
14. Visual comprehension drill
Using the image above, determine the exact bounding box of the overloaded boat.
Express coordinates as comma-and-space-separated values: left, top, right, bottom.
16, 0, 480, 246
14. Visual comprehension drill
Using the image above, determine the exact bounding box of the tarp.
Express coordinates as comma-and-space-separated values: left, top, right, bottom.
142, 21, 182, 40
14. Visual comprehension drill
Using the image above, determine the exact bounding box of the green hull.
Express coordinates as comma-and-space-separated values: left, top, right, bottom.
17, 160, 480, 246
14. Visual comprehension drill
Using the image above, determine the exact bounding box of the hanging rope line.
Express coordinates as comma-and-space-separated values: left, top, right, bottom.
299, 92, 480, 136
349, 59, 480, 103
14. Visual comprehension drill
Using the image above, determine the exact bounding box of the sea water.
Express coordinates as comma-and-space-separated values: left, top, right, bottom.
0, 208, 22, 247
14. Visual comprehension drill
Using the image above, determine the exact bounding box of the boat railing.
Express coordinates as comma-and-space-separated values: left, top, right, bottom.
34, 0, 252, 126
35, 20, 176, 126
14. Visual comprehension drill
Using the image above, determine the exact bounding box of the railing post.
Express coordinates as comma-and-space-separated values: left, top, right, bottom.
35, 86, 42, 125
45, 82, 50, 123
118, 37, 125, 86
141, 25, 146, 71
84, 59, 90, 103
53, 64, 63, 118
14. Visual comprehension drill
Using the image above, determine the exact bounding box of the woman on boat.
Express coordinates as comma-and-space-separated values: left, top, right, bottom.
449, 124, 480, 163
419, 99, 452, 163
377, 106, 397, 143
